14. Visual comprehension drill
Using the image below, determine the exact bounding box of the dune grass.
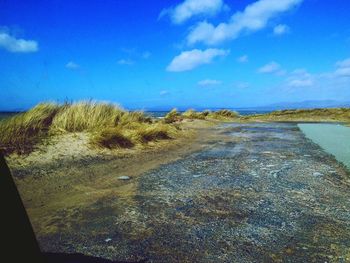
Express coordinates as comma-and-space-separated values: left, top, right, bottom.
90, 127, 134, 149
164, 108, 182, 123
0, 101, 176, 155
50, 101, 151, 132
243, 108, 350, 122
135, 123, 175, 143
182, 109, 206, 120
207, 109, 239, 120
0, 103, 62, 154
180, 109, 239, 121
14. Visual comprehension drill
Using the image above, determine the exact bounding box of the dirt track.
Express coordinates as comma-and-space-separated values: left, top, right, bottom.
10, 122, 350, 262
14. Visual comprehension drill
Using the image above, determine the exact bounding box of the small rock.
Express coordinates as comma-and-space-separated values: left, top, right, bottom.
105, 238, 112, 242
118, 176, 131, 180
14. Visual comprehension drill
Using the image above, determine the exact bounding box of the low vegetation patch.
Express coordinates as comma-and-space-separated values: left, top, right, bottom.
164, 108, 182, 123
180, 109, 239, 121
243, 108, 350, 122
182, 109, 206, 120
0, 103, 62, 154
207, 109, 239, 120
90, 128, 134, 149
136, 124, 173, 143
50, 101, 151, 132
0, 101, 177, 155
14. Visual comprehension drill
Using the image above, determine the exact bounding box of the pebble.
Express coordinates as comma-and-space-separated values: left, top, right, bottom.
118, 176, 131, 180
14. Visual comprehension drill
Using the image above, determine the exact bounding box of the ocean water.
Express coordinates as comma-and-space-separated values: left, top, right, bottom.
298, 123, 350, 169
0, 112, 19, 121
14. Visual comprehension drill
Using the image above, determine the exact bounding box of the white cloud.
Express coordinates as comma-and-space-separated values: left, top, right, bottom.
65, 61, 80, 69
160, 0, 226, 24
335, 58, 350, 77
0, 31, 38, 53
273, 24, 289, 35
237, 55, 248, 63
167, 48, 229, 72
335, 67, 350, 77
117, 59, 134, 65
258, 61, 281, 74
287, 79, 313, 87
160, 90, 170, 96
187, 0, 302, 45
198, 79, 222, 86
272, 59, 350, 101
336, 58, 350, 68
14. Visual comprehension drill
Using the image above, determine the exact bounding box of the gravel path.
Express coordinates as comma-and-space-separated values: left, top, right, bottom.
39, 123, 350, 262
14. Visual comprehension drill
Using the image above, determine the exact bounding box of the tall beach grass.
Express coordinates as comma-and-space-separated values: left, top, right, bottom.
0, 101, 174, 154
0, 103, 62, 154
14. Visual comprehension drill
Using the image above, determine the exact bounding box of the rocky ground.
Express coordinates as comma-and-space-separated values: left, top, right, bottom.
9, 122, 350, 262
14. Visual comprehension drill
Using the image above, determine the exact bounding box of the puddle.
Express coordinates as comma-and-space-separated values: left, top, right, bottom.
298, 123, 350, 169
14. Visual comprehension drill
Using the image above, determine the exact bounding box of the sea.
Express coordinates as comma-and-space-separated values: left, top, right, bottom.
0, 112, 19, 121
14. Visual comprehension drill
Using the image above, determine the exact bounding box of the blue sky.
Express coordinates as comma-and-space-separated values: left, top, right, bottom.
0, 0, 350, 110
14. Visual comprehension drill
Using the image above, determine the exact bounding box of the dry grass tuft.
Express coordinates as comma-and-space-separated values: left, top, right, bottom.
180, 109, 239, 121
135, 124, 174, 143
0, 103, 62, 154
50, 101, 125, 132
182, 109, 206, 120
164, 108, 182, 123
208, 109, 239, 120
90, 128, 134, 149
